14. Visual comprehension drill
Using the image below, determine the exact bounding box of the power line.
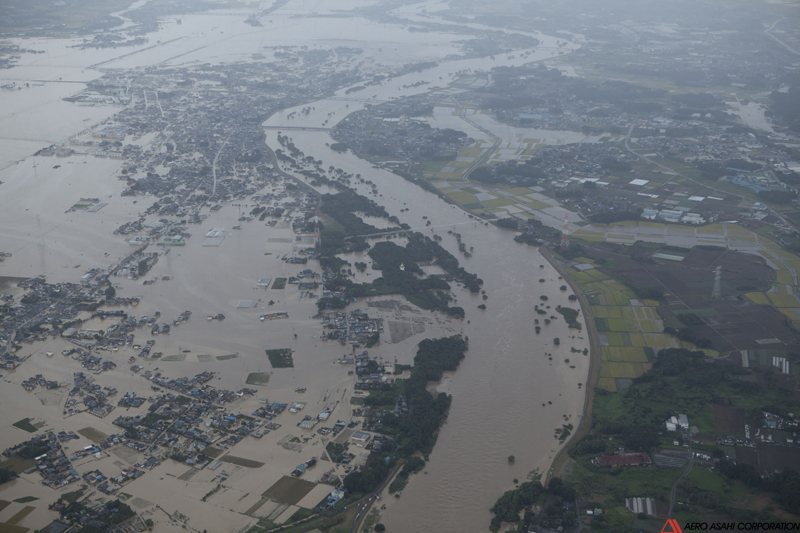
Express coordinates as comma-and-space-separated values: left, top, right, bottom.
712, 265, 722, 299
560, 213, 570, 250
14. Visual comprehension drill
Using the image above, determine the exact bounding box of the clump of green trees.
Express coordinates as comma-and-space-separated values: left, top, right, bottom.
343, 336, 467, 494
388, 456, 426, 493
555, 305, 581, 330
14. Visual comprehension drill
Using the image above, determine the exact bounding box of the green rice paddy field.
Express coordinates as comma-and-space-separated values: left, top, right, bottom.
565, 263, 719, 392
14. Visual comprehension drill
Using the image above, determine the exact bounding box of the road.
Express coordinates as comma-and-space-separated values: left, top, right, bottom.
574, 498, 587, 533
88, 37, 186, 69
211, 134, 230, 197
349, 462, 402, 533
765, 18, 799, 56
450, 96, 502, 180
263, 126, 332, 132
668, 440, 694, 519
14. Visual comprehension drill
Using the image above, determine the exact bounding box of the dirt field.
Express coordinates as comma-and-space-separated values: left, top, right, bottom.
366, 299, 416, 312
176, 467, 200, 481
246, 372, 271, 386
78, 427, 108, 443
589, 244, 799, 352
388, 321, 414, 343
735, 447, 759, 469
5, 507, 34, 526
33, 390, 63, 407
0, 457, 36, 475
334, 429, 354, 443
110, 445, 144, 465
129, 497, 154, 509
388, 320, 426, 343
220, 455, 264, 468
203, 446, 224, 458
10, 420, 36, 434
261, 475, 317, 506
757, 442, 800, 473
709, 405, 746, 437
244, 496, 270, 516
0, 521, 29, 533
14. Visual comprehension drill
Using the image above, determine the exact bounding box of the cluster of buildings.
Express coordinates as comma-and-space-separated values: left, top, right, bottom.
763, 410, 797, 430
328, 52, 800, 236
21, 373, 61, 391
65, 371, 117, 418
146, 371, 254, 404
360, 402, 404, 435
111, 396, 209, 452
1, 245, 180, 372
251, 400, 288, 421
297, 403, 338, 431
96, 434, 157, 457
1, 56, 351, 377
724, 173, 788, 194
641, 208, 706, 225
48, 499, 140, 533
0, 276, 106, 356
497, 135, 785, 226
62, 54, 362, 213
81, 466, 144, 496
64, 349, 117, 373
330, 104, 474, 168
90, 370, 301, 470
2, 431, 79, 489
663, 413, 689, 432
350, 354, 400, 397
321, 310, 384, 346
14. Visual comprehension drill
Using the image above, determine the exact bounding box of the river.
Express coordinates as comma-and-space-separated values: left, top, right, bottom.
264, 119, 589, 533
259, 14, 589, 532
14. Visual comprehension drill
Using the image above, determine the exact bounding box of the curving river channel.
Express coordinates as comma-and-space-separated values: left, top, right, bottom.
261, 22, 590, 532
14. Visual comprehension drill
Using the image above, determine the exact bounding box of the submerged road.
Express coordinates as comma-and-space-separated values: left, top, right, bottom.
263, 126, 331, 132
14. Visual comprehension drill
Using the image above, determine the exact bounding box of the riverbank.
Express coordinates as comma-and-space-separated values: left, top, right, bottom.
540, 248, 602, 486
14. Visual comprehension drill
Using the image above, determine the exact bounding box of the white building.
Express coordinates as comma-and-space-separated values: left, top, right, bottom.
665, 414, 689, 431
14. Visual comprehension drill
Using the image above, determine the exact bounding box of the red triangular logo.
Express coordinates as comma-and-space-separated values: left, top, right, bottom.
662, 520, 683, 533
